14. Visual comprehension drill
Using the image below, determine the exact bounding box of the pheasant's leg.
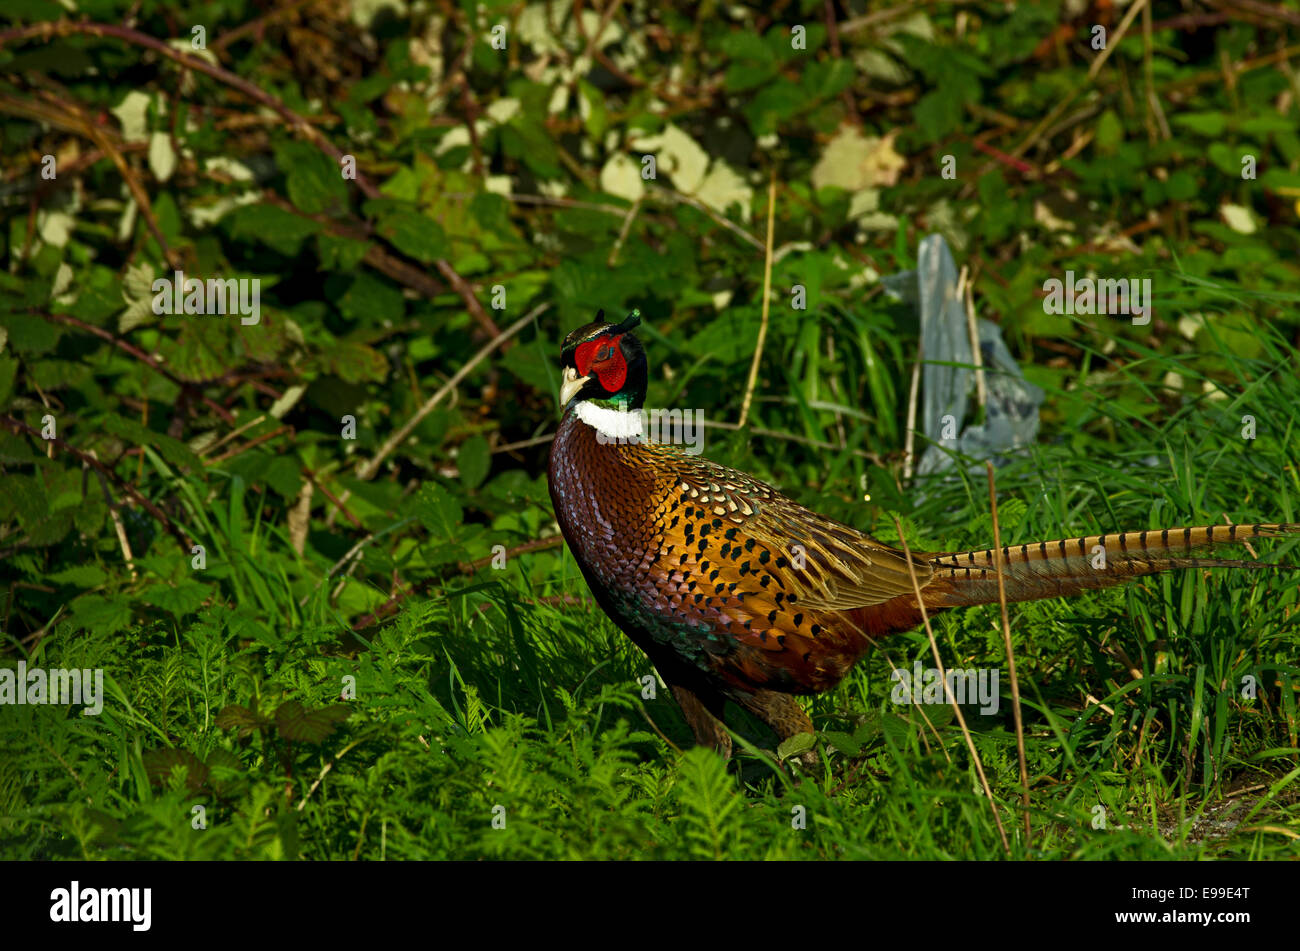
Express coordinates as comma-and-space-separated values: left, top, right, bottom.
735, 690, 818, 766
669, 683, 732, 760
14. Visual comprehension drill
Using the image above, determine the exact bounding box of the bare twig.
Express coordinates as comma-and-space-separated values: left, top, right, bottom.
200, 414, 268, 459
1141, 1, 1172, 142
738, 171, 776, 428
297, 738, 364, 811
457, 536, 563, 573
207, 424, 291, 464
435, 264, 505, 337
841, 1, 979, 35
507, 193, 627, 215
957, 266, 987, 412
823, 0, 861, 126
492, 433, 558, 455
608, 195, 642, 266
893, 516, 1011, 855
357, 306, 546, 481
577, 0, 627, 66
651, 184, 765, 252
87, 449, 138, 581
902, 334, 923, 482
303, 468, 365, 530
1213, 0, 1300, 28
986, 463, 1031, 846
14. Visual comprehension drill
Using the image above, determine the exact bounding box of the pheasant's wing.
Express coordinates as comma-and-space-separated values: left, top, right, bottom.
631, 449, 933, 691
669, 460, 932, 611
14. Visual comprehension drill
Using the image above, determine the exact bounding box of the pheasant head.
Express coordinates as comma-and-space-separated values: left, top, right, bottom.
559, 308, 647, 412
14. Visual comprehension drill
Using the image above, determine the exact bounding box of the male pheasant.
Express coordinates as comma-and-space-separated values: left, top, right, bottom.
546, 309, 1298, 759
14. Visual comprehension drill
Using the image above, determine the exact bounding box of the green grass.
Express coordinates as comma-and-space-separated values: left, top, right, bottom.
4, 276, 1298, 861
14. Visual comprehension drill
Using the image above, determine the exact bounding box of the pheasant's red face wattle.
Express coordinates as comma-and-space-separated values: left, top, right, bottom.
575, 333, 627, 393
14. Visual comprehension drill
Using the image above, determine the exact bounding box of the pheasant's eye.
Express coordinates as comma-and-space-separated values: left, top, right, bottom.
598, 346, 611, 359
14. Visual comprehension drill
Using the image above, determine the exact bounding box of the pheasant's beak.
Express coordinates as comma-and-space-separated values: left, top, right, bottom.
560, 366, 589, 407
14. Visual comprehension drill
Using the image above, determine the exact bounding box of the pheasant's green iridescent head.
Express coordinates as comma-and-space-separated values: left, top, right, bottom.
559, 308, 647, 411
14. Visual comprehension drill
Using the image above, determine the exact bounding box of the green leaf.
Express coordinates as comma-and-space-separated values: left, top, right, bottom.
914, 86, 964, 142
1171, 111, 1228, 138
333, 273, 404, 324
274, 700, 351, 743
722, 32, 780, 92
99, 415, 201, 472
48, 564, 108, 587
500, 342, 552, 392
500, 119, 563, 179
318, 340, 389, 383
366, 201, 449, 263
823, 730, 862, 756
66, 595, 132, 635
880, 713, 912, 747
142, 748, 208, 791
1261, 168, 1300, 191
226, 203, 322, 256
576, 79, 609, 139
164, 321, 227, 383
316, 233, 372, 270
2, 313, 60, 355
67, 268, 124, 324
800, 59, 854, 102
4, 474, 47, 523
277, 141, 350, 216
1165, 170, 1197, 201
1095, 109, 1123, 153
30, 359, 90, 391
215, 703, 266, 735
139, 580, 210, 617
776, 732, 816, 760
1206, 142, 1244, 176
458, 435, 490, 489
405, 481, 463, 536
4, 0, 64, 22
742, 79, 805, 136
263, 454, 304, 498
1239, 115, 1295, 136
0, 430, 40, 463
0, 354, 16, 408
204, 748, 244, 797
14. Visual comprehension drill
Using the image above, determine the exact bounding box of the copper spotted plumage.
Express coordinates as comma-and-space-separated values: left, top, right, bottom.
547, 309, 1300, 760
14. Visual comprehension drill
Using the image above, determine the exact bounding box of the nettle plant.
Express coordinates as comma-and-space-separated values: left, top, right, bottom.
144, 697, 351, 804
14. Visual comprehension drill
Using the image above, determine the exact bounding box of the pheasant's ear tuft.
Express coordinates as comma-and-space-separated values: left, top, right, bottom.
596, 308, 605, 321
609, 308, 642, 335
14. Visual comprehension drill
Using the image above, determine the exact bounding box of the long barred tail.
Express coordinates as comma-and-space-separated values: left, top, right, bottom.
922, 523, 1300, 608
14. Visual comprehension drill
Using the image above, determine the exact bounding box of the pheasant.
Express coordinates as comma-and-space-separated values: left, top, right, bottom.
547, 309, 1298, 760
